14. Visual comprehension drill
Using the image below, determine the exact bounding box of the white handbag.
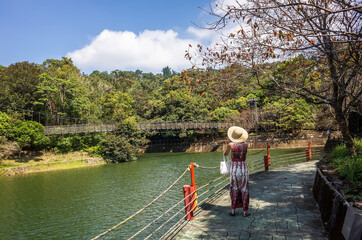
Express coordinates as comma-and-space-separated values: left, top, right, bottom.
220, 155, 230, 175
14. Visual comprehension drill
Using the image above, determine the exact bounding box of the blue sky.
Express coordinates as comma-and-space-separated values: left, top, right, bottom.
0, 0, 226, 73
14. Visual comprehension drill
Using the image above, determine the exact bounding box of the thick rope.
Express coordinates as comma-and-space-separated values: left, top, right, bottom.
91, 167, 190, 240
194, 163, 219, 169
247, 149, 265, 155
128, 174, 227, 239
158, 179, 230, 240
145, 177, 230, 240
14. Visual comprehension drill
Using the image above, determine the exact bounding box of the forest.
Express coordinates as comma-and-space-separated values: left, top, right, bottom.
0, 56, 338, 163
1, 1, 361, 163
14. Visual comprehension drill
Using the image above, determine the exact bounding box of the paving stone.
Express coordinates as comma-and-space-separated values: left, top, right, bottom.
248, 232, 273, 240
227, 231, 241, 239
272, 235, 287, 240
285, 236, 302, 240
167, 161, 328, 240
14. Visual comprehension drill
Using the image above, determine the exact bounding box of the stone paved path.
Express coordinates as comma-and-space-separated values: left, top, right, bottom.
168, 161, 327, 240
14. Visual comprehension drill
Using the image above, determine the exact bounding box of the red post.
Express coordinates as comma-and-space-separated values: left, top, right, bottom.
306, 141, 312, 162
189, 163, 198, 211
306, 149, 310, 162
309, 140, 312, 158
264, 155, 269, 171
190, 163, 196, 187
183, 185, 194, 220
264, 144, 271, 171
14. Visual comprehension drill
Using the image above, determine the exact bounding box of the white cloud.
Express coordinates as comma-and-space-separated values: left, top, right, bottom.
187, 27, 213, 40
67, 29, 199, 73
66, 0, 245, 73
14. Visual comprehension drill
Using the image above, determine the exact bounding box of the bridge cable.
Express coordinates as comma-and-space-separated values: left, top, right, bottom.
90, 166, 190, 240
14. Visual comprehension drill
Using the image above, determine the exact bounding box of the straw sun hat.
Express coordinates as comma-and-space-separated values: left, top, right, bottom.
227, 126, 248, 143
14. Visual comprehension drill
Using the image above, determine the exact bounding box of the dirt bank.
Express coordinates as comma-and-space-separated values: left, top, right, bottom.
0, 152, 105, 176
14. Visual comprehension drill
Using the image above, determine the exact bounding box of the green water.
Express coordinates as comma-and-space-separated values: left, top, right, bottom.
0, 148, 323, 239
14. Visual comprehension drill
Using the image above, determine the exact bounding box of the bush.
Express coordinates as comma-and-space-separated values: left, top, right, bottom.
0, 136, 21, 161
7, 120, 49, 150
211, 107, 239, 121
50, 133, 104, 154
99, 134, 137, 163
85, 145, 102, 157
99, 117, 148, 163
54, 137, 73, 154
330, 139, 362, 182
0, 112, 12, 136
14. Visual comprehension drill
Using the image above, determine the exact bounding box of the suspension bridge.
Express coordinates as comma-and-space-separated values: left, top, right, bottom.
0, 104, 243, 135
43, 121, 238, 135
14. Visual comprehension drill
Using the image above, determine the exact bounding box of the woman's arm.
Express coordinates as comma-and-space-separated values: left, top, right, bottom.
224, 143, 232, 156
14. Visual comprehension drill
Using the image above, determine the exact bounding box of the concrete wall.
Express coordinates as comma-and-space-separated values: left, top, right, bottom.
141, 137, 328, 153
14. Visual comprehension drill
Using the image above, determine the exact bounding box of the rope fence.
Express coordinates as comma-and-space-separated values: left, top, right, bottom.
91, 167, 190, 240
90, 144, 324, 239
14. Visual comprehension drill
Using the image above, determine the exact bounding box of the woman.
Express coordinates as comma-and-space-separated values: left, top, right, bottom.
224, 126, 251, 217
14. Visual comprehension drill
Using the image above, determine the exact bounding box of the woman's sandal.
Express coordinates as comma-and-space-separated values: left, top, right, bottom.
243, 212, 251, 217
229, 210, 235, 216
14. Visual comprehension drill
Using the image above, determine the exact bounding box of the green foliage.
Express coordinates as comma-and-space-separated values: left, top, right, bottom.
330, 139, 362, 182
35, 57, 91, 119
0, 62, 43, 110
222, 97, 248, 111
162, 66, 177, 80
211, 107, 239, 121
100, 91, 134, 121
0, 56, 339, 161
99, 134, 137, 163
99, 117, 148, 163
7, 120, 49, 150
0, 136, 20, 161
260, 98, 315, 132
50, 133, 104, 154
85, 145, 102, 157
0, 111, 12, 136
53, 137, 73, 154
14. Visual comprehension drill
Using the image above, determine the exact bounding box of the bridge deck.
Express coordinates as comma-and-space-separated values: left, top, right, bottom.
165, 161, 327, 240
44, 121, 237, 135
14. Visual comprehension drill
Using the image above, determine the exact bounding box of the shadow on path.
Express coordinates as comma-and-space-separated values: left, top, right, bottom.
166, 161, 328, 240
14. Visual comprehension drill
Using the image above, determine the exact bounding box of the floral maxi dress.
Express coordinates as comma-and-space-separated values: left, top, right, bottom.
229, 142, 249, 211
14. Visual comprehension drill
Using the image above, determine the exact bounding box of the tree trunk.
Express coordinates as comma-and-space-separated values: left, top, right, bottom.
335, 109, 354, 155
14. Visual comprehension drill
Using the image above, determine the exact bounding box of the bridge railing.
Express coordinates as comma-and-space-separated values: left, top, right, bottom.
137, 121, 238, 131
44, 121, 240, 135
44, 123, 116, 135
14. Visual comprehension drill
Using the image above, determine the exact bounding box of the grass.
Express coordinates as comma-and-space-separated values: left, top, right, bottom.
0, 151, 105, 175
329, 139, 362, 202
330, 139, 362, 182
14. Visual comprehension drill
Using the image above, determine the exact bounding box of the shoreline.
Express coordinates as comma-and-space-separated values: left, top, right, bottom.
0, 152, 105, 177
143, 137, 328, 153
1, 137, 328, 177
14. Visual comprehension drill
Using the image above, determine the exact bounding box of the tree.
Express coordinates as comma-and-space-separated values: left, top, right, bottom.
35, 57, 90, 119
260, 98, 315, 133
162, 66, 177, 80
145, 76, 210, 121
0, 111, 12, 136
99, 91, 134, 121
100, 117, 148, 163
190, 0, 361, 154
7, 120, 49, 151
0, 62, 43, 110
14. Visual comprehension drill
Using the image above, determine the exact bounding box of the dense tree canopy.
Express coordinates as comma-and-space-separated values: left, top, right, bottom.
0, 51, 345, 161
188, 0, 361, 154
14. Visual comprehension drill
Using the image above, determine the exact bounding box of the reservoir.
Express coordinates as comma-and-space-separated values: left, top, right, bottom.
0, 148, 323, 239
